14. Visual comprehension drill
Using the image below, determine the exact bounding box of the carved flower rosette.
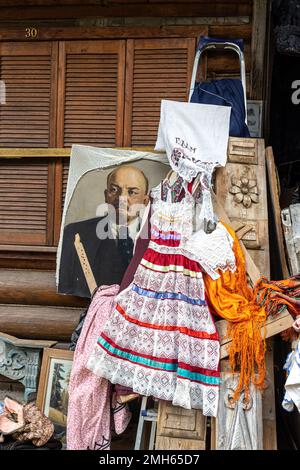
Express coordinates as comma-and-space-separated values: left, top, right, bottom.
229, 176, 259, 208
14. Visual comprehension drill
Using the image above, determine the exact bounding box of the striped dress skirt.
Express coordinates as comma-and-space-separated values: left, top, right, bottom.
87, 189, 221, 417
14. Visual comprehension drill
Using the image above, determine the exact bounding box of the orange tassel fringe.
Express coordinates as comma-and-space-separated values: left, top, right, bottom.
203, 223, 267, 401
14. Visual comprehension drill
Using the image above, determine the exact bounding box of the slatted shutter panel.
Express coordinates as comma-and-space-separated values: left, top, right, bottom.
0, 42, 56, 148
61, 158, 69, 211
124, 38, 196, 147
0, 42, 58, 246
57, 40, 125, 147
0, 159, 49, 245
53, 40, 125, 244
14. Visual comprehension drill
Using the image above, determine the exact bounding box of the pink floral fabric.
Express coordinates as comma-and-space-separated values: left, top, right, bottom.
67, 284, 131, 450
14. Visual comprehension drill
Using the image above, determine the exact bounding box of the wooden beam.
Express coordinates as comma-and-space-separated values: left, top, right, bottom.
0, 24, 252, 42
0, 4, 252, 21
265, 146, 290, 279
0, 147, 162, 158
0, 304, 82, 341
250, 0, 268, 100
262, 339, 277, 449
0, 268, 87, 307
0, 0, 252, 5
0, 138, 255, 159
0, 148, 71, 158
0, 331, 56, 349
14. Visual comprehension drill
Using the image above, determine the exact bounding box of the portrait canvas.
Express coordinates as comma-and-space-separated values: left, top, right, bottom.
56, 145, 169, 298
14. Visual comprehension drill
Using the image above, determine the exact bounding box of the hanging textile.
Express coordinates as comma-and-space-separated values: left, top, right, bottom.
67, 284, 131, 450
203, 222, 267, 401
254, 275, 300, 318
190, 79, 250, 138
87, 180, 236, 417
155, 100, 231, 228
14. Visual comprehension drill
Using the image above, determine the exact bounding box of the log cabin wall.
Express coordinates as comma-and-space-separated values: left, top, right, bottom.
0, 1, 268, 344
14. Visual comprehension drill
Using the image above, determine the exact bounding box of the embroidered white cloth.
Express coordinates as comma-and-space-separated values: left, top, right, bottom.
155, 100, 231, 181
155, 100, 231, 228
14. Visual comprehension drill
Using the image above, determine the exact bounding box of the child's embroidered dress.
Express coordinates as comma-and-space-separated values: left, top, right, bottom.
87, 181, 235, 417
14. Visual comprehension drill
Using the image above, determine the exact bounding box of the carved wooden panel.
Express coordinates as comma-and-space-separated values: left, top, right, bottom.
155, 400, 206, 450
227, 138, 258, 165
215, 137, 269, 277
215, 361, 263, 450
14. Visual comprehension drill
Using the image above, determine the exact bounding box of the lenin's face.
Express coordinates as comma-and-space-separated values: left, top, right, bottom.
104, 166, 149, 224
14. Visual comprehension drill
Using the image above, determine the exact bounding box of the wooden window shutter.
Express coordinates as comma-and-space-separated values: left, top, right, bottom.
0, 42, 57, 148
124, 38, 196, 147
0, 42, 58, 246
57, 40, 125, 147
0, 159, 49, 245
53, 40, 125, 244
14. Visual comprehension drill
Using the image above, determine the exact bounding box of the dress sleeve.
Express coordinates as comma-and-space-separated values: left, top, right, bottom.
183, 223, 236, 280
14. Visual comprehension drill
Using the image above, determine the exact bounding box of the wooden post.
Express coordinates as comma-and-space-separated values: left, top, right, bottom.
262, 339, 277, 450
250, 0, 268, 101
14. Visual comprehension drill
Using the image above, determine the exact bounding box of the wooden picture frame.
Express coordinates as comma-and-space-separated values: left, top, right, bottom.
36, 348, 74, 444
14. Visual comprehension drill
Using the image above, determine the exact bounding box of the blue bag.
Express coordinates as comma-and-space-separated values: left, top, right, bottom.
189, 36, 250, 138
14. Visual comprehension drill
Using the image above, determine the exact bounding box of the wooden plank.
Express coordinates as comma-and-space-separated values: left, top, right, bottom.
214, 360, 263, 450
0, 245, 57, 252
0, 24, 251, 42
0, 253, 56, 271
156, 400, 206, 450
262, 339, 277, 450
0, 4, 252, 21
214, 138, 270, 279
209, 24, 252, 40
155, 436, 205, 450
0, 41, 52, 55
0, 148, 71, 158
265, 146, 290, 278
0, 331, 56, 349
0, 0, 251, 4
157, 401, 206, 440
250, 0, 268, 100
0, 0, 148, 5
0, 140, 257, 159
